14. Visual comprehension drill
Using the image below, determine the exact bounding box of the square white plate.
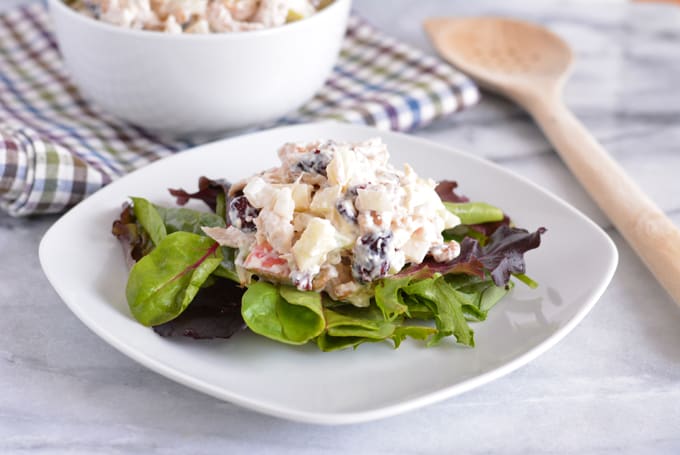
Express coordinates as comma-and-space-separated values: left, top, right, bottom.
39, 122, 617, 424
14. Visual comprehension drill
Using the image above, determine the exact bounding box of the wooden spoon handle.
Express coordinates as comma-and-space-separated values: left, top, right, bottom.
527, 95, 680, 305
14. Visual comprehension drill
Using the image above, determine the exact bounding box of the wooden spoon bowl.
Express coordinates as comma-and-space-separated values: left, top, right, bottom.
425, 17, 573, 96
426, 17, 680, 305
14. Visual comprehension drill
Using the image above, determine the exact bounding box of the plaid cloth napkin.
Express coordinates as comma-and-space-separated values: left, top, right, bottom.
0, 4, 479, 217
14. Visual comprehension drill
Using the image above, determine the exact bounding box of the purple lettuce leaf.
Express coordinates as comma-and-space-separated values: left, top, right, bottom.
395, 237, 486, 280
480, 225, 546, 286
468, 215, 511, 238
435, 180, 470, 203
169, 176, 231, 212
152, 278, 246, 339
397, 225, 545, 287
111, 203, 154, 269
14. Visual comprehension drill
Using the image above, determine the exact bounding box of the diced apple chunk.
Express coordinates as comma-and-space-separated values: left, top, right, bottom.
243, 177, 275, 209
310, 185, 341, 216
291, 182, 312, 210
356, 188, 393, 212
272, 187, 295, 219
293, 218, 344, 273
326, 149, 357, 187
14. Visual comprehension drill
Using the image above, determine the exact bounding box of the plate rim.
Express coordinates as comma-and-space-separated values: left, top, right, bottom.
39, 121, 619, 425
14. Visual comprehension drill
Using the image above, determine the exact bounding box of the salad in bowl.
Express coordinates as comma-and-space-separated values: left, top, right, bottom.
48, 0, 350, 134
113, 138, 545, 351
65, 0, 334, 34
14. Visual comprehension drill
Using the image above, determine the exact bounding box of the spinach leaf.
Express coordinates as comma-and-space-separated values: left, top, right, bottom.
117, 199, 239, 283
278, 286, 325, 343
212, 247, 239, 283
241, 282, 325, 345
153, 205, 238, 282
155, 205, 225, 235
131, 197, 167, 246
152, 278, 246, 339
215, 192, 227, 221
126, 232, 223, 326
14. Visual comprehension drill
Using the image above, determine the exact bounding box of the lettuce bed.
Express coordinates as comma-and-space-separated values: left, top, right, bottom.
112, 177, 544, 351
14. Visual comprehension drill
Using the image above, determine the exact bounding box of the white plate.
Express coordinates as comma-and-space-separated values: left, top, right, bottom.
39, 122, 617, 425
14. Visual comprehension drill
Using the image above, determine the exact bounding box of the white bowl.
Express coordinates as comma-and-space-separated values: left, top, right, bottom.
48, 0, 351, 135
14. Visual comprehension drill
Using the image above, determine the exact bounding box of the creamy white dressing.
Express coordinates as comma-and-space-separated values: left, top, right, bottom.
204, 138, 462, 305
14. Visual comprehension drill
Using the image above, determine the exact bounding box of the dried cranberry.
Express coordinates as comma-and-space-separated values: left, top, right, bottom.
336, 197, 357, 223
352, 231, 393, 283
228, 195, 259, 232
335, 186, 364, 224
347, 184, 366, 197
293, 150, 331, 176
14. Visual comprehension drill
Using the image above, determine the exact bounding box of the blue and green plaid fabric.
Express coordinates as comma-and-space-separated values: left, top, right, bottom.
0, 4, 479, 216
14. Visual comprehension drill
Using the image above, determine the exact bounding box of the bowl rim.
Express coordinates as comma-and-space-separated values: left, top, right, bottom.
48, 0, 351, 41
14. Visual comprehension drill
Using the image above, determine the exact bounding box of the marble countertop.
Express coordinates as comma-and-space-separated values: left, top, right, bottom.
2, 0, 680, 453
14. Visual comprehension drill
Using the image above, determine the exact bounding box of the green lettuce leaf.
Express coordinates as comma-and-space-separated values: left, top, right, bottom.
241, 282, 325, 345
443, 201, 504, 225
444, 275, 512, 322
391, 326, 437, 348
151, 277, 246, 339
316, 334, 369, 352
402, 295, 434, 319
317, 305, 436, 351
278, 286, 326, 343
403, 277, 474, 347
131, 197, 167, 246
374, 276, 411, 321
155, 205, 225, 235
317, 305, 395, 352
124, 198, 238, 282
324, 305, 396, 339
154, 203, 238, 282
126, 232, 223, 326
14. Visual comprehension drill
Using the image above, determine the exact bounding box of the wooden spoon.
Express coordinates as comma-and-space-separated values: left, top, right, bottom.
425, 17, 680, 305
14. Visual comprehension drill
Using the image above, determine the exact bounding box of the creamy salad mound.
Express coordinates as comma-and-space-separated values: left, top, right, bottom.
203, 138, 462, 306
66, 0, 332, 33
